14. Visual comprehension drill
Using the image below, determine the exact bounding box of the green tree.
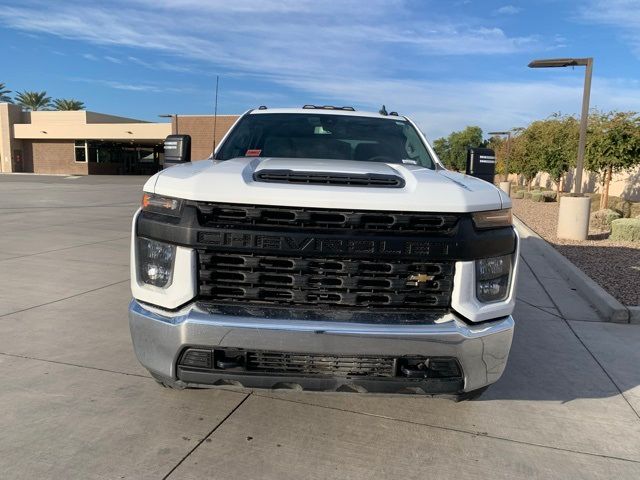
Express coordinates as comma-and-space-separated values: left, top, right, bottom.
432, 136, 450, 166
508, 129, 540, 190
53, 98, 85, 111
586, 111, 640, 209
433, 126, 484, 171
487, 135, 506, 178
0, 82, 12, 103
15, 90, 52, 111
526, 114, 579, 194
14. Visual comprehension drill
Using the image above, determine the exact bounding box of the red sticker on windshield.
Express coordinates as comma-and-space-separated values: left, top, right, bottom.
245, 149, 262, 157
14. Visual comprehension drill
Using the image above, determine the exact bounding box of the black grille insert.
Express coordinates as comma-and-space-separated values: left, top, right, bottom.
253, 170, 405, 188
246, 351, 396, 377
198, 252, 454, 309
178, 348, 463, 382
193, 202, 459, 234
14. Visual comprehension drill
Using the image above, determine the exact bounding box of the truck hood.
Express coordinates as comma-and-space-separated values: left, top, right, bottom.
148, 157, 509, 213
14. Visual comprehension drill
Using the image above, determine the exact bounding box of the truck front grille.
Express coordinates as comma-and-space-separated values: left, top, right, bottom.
246, 351, 396, 377
198, 251, 454, 309
193, 202, 459, 234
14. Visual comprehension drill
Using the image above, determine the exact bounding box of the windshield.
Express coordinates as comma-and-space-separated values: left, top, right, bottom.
216, 113, 435, 169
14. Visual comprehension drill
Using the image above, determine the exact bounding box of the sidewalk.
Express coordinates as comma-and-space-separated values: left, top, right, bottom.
0, 176, 639, 479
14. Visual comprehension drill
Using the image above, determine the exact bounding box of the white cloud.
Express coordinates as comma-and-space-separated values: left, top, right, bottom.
0, 1, 545, 70
104, 56, 122, 64
495, 5, 521, 15
82, 53, 97, 61
71, 77, 196, 94
127, 56, 195, 74
580, 0, 640, 56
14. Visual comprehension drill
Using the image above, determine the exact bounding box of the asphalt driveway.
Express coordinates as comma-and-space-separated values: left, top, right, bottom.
1, 174, 639, 479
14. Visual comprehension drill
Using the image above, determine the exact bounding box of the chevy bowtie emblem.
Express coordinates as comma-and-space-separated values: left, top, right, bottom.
406, 273, 435, 286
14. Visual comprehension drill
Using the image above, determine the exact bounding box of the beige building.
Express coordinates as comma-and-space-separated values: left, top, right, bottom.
0, 103, 239, 175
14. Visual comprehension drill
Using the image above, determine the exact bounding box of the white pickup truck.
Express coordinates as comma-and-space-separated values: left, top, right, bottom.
129, 106, 518, 399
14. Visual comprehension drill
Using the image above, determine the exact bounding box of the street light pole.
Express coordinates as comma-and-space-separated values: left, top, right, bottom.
527, 57, 593, 194
158, 114, 179, 134
575, 58, 593, 195
528, 57, 594, 240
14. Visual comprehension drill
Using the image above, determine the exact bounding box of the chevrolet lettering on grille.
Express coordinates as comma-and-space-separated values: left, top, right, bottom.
197, 231, 449, 257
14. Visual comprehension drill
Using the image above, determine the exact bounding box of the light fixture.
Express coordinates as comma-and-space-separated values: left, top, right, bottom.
528, 57, 593, 241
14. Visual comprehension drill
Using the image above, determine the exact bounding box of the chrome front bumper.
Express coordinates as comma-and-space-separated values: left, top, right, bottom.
129, 300, 514, 393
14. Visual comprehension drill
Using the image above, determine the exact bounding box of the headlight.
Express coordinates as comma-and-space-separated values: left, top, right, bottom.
141, 193, 182, 217
138, 238, 176, 288
476, 254, 512, 303
472, 209, 512, 229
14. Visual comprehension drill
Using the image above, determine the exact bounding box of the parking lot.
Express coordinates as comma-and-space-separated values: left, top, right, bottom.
1, 174, 639, 479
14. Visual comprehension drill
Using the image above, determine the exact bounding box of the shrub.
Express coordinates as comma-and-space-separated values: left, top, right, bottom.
591, 209, 622, 230
531, 192, 545, 202
542, 191, 557, 202
512, 191, 524, 199
523, 191, 533, 199
610, 218, 640, 242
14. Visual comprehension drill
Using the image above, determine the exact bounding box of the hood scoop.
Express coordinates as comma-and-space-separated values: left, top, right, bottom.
253, 169, 405, 188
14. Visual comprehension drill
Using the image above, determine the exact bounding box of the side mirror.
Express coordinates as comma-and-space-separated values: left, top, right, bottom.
466, 147, 496, 183
163, 134, 191, 168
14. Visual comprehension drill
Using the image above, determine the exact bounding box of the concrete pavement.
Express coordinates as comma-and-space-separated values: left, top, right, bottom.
0, 174, 639, 479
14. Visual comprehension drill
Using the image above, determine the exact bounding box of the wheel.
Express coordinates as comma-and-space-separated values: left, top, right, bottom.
455, 385, 489, 402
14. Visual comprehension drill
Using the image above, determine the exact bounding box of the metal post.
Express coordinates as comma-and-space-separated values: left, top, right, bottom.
158, 114, 178, 135
574, 58, 593, 195
505, 131, 511, 182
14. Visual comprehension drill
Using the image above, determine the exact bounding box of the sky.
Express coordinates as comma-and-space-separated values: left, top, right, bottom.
1, 0, 640, 139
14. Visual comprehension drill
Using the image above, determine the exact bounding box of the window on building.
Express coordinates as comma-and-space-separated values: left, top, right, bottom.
74, 140, 87, 163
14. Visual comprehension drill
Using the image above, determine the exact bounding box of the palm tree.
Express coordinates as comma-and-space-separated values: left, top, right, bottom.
15, 90, 52, 111
53, 98, 85, 111
0, 83, 12, 103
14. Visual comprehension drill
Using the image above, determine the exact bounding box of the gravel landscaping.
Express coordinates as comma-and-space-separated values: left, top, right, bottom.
512, 197, 640, 306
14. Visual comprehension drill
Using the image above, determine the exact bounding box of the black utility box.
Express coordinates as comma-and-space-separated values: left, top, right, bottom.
466, 148, 496, 183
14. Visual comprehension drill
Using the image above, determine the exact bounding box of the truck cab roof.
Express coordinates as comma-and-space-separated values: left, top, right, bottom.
249, 107, 406, 121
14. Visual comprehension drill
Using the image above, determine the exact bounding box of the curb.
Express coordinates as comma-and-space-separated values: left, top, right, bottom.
513, 217, 634, 324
